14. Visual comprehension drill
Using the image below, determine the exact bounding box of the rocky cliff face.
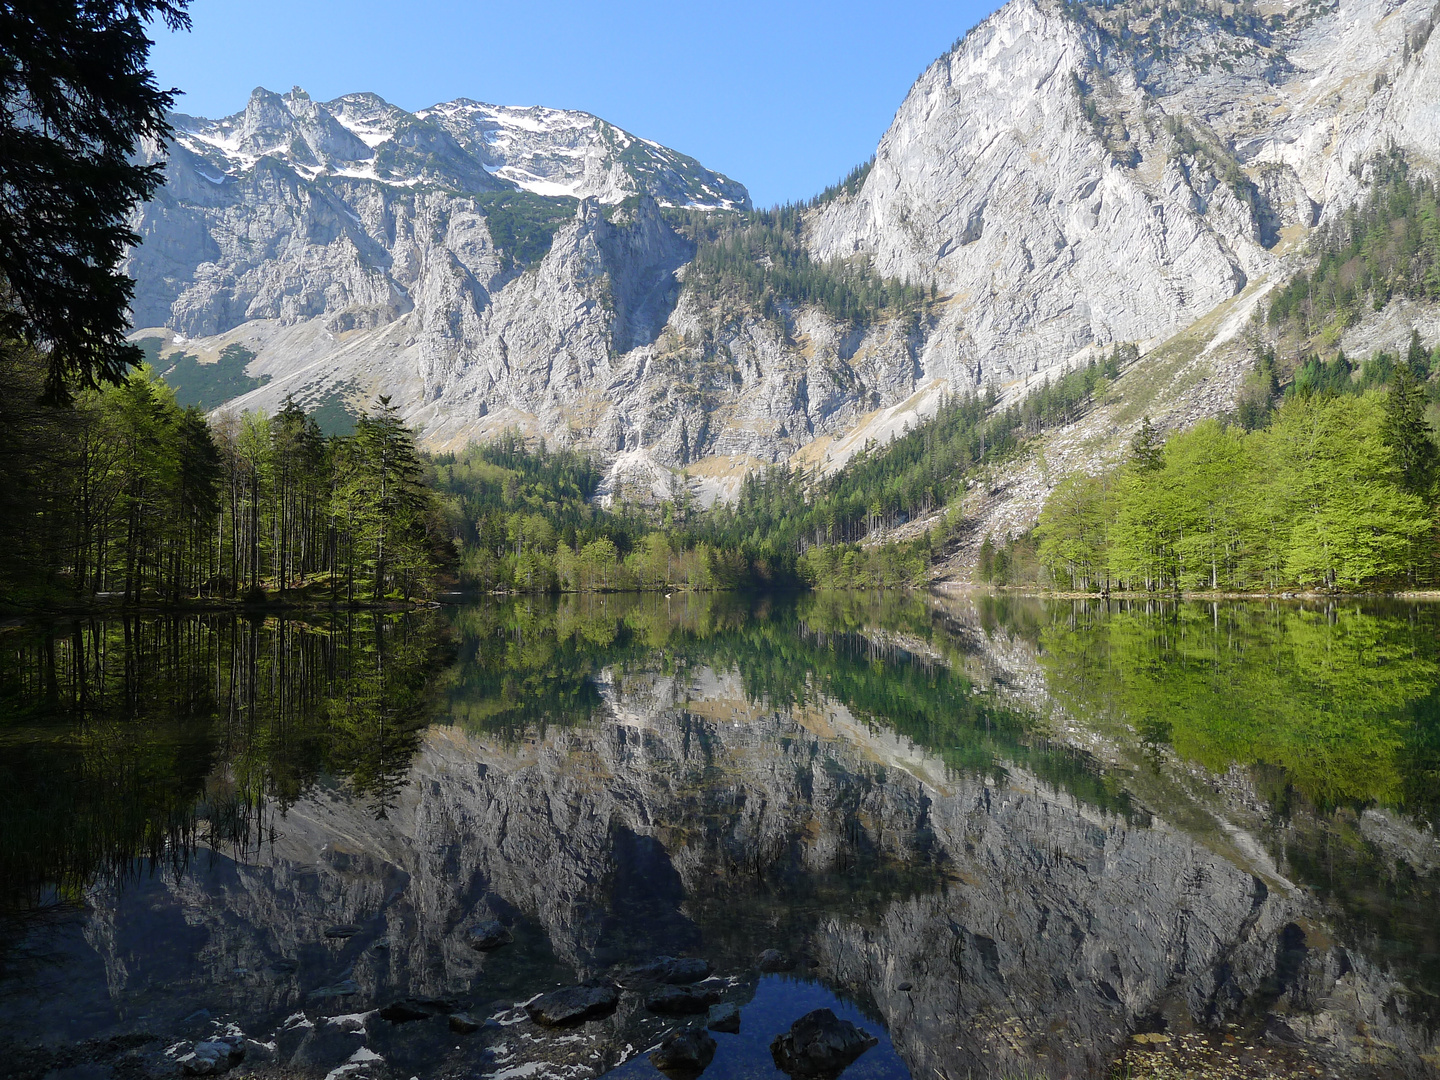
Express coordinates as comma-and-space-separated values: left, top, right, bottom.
125, 0, 1440, 501
810, 0, 1440, 393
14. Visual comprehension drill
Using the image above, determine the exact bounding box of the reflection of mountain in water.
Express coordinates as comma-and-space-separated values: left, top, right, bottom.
2, 596, 1439, 1079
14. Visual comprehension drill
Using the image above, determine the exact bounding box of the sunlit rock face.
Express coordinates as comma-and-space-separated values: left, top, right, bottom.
124, 0, 1440, 493
40, 649, 1433, 1080
808, 0, 1440, 396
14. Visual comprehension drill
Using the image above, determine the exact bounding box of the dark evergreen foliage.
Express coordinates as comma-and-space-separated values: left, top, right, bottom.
0, 0, 191, 401
811, 157, 875, 207
1268, 159, 1440, 333
666, 201, 928, 328
691, 357, 1124, 586
1384, 359, 1439, 495
433, 431, 641, 553
139, 338, 272, 410
473, 191, 579, 271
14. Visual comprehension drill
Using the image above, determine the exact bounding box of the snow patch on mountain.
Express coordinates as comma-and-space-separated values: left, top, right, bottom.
167, 87, 750, 209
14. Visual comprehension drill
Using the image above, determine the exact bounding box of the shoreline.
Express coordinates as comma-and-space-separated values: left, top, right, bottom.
6, 584, 1439, 627
0, 595, 438, 628
929, 583, 1440, 601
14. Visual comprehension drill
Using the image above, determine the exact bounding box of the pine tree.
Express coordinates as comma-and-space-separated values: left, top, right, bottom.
1407, 330, 1432, 380
1130, 416, 1165, 472
1382, 359, 1438, 496
977, 535, 995, 583
352, 396, 429, 601
1, 1, 192, 401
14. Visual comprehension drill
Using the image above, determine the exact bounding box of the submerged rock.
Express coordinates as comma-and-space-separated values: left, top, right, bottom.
646, 984, 723, 1015
524, 984, 620, 1027
179, 1039, 244, 1076
448, 1013, 483, 1034
770, 1009, 877, 1078
757, 949, 794, 973
378, 997, 464, 1023
650, 1027, 717, 1077
465, 919, 513, 951
706, 1003, 741, 1034
305, 979, 359, 1000
619, 956, 713, 986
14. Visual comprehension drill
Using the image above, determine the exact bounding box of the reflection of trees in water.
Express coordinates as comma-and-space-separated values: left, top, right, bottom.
0, 612, 447, 924
447, 593, 1440, 1011
1006, 597, 1440, 1008
1026, 599, 1440, 816
445, 591, 1139, 822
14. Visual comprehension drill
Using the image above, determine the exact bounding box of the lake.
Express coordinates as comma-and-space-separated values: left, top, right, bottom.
1, 594, 1438, 1080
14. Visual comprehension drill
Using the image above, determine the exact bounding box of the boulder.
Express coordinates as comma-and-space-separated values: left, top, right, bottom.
524, 984, 620, 1027
757, 949, 794, 973
179, 1039, 245, 1076
770, 1009, 877, 1078
465, 919, 513, 951
646, 984, 723, 1015
706, 1003, 741, 1034
649, 1027, 717, 1077
448, 1013, 483, 1034
617, 956, 713, 986
378, 997, 464, 1023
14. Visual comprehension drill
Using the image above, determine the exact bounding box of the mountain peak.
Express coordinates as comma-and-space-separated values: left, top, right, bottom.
168, 87, 749, 208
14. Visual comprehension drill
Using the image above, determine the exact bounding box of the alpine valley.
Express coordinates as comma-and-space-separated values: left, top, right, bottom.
126, 0, 1440, 562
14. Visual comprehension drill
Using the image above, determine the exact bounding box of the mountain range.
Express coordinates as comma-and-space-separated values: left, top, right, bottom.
125, 0, 1440, 528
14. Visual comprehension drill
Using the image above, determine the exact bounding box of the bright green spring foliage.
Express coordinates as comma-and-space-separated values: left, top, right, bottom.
1033, 472, 1115, 591
1033, 599, 1440, 815
431, 353, 1124, 594
1268, 158, 1440, 334
795, 539, 932, 589
1038, 390, 1437, 592
213, 394, 446, 604
0, 342, 447, 609
432, 433, 757, 593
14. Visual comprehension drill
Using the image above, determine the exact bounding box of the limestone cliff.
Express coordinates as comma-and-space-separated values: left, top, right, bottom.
125, 0, 1440, 506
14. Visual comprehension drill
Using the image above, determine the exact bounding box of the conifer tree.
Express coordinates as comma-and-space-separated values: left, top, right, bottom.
1130, 416, 1165, 472
1383, 359, 1437, 496
1, 0, 191, 400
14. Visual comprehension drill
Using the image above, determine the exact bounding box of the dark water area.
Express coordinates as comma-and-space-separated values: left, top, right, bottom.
1, 595, 1438, 1080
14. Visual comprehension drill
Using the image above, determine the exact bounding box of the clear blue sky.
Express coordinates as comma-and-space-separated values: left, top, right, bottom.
147, 0, 996, 207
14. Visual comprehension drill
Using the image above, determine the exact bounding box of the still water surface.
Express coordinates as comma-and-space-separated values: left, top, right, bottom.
1, 594, 1438, 1080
